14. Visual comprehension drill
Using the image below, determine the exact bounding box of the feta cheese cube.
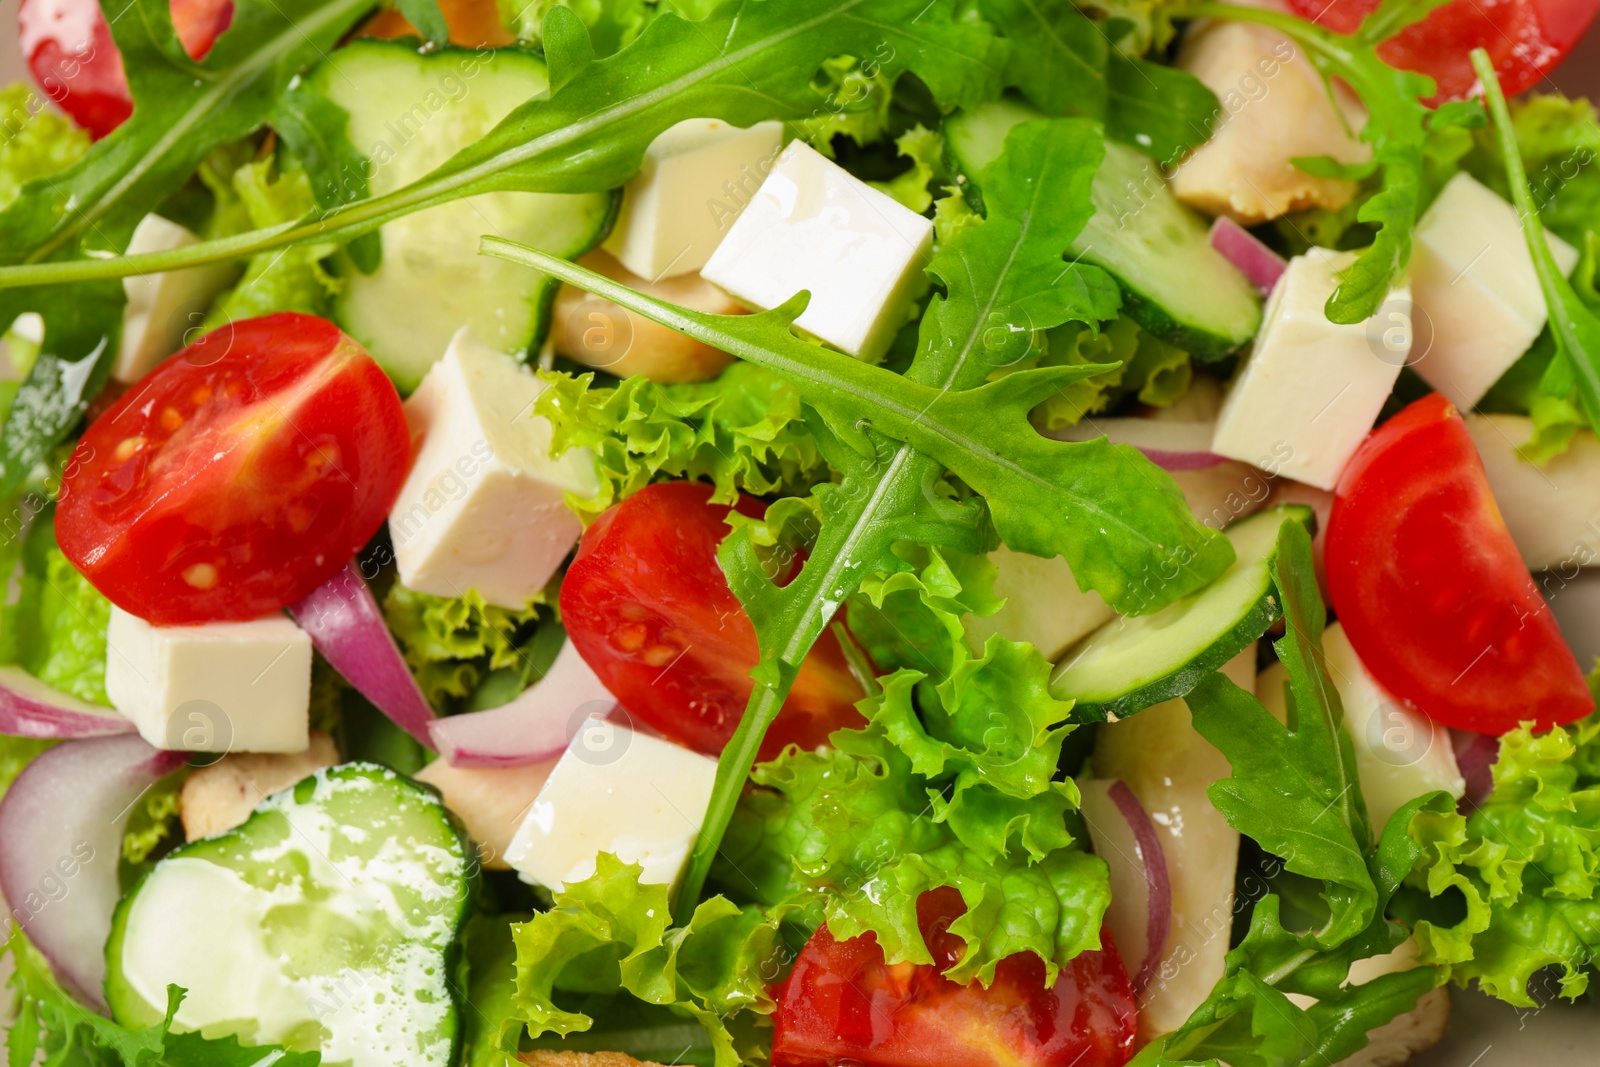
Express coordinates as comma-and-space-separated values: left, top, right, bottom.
603, 118, 785, 280
1410, 173, 1579, 409
1212, 247, 1407, 490
701, 141, 934, 360
115, 215, 237, 384
104, 606, 311, 753
389, 329, 599, 609
505, 716, 718, 892
1257, 622, 1462, 829
1465, 412, 1600, 572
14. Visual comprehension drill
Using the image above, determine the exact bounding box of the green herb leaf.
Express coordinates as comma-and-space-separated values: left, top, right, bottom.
395, 0, 451, 44
510, 853, 783, 1067
1474, 49, 1600, 441
977, 0, 1219, 165
1190, 520, 1375, 947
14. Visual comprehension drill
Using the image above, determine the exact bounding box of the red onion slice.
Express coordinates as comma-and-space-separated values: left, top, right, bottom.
0, 666, 134, 739
1451, 728, 1498, 810
0, 735, 186, 1006
1209, 216, 1287, 295
290, 561, 435, 747
1078, 777, 1172, 996
431, 641, 617, 768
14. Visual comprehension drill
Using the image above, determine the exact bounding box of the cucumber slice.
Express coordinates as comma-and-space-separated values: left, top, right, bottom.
105, 763, 476, 1067
944, 99, 1262, 358
304, 41, 615, 391
1049, 505, 1313, 720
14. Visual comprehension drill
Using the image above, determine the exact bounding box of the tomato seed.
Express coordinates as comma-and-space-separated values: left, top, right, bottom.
181, 562, 219, 590
114, 436, 146, 463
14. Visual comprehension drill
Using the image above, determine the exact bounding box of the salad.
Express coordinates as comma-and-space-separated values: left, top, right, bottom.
1, 0, 1600, 1063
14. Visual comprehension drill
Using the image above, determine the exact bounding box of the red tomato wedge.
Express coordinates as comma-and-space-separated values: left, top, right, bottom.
559, 481, 865, 759
772, 887, 1138, 1067
1326, 393, 1593, 734
1287, 0, 1600, 102
19, 0, 234, 139
57, 313, 408, 625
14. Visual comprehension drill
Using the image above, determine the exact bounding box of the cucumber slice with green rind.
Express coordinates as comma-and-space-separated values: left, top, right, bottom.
1050, 505, 1314, 720
105, 762, 477, 1067
303, 41, 616, 391
944, 98, 1262, 358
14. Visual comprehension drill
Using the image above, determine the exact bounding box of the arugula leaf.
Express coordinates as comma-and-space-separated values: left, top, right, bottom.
1463, 93, 1600, 250
977, 0, 1219, 165
1191, 520, 1374, 946
534, 361, 830, 523
510, 853, 782, 1067
0, 0, 374, 503
5, 0, 1006, 290
1409, 715, 1600, 1004
5, 929, 322, 1067
1190, 0, 1451, 323
395, 0, 451, 45
271, 87, 381, 272
494, 119, 1231, 916
1136, 518, 1453, 1067
1473, 49, 1600, 444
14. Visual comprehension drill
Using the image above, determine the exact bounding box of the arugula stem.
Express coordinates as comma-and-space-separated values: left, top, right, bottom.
1472, 48, 1600, 432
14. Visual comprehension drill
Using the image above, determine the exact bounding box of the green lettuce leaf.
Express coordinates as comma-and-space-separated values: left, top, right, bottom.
383, 583, 545, 708
200, 149, 340, 325
1027, 316, 1192, 430
0, 84, 89, 212
3, 512, 113, 706
0, 736, 51, 802
5, 928, 321, 1067
1462, 93, 1600, 250
509, 853, 783, 1067
1408, 715, 1600, 1004
718, 542, 1107, 987
535, 361, 828, 523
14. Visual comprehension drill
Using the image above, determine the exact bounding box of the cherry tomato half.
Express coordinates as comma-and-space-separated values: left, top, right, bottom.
1326, 393, 1593, 734
772, 887, 1139, 1067
19, 0, 233, 139
57, 313, 409, 625
559, 481, 865, 759
1287, 0, 1600, 102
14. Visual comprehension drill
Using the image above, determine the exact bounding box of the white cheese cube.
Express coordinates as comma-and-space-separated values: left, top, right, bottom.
505, 716, 717, 892
389, 329, 599, 609
1410, 173, 1579, 409
1257, 622, 1462, 829
603, 118, 785, 280
1212, 247, 1407, 490
104, 606, 311, 754
701, 141, 934, 360
115, 215, 236, 384
1466, 413, 1600, 572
